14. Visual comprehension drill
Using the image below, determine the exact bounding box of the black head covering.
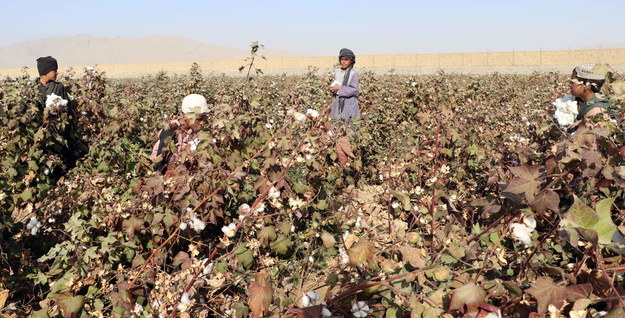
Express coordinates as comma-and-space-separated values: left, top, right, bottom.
339, 48, 355, 64
37, 56, 58, 76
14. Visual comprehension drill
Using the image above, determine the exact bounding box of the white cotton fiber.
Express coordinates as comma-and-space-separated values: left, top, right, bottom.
552, 95, 578, 127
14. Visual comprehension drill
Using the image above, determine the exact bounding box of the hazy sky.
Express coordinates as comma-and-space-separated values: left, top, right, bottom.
2, 0, 624, 56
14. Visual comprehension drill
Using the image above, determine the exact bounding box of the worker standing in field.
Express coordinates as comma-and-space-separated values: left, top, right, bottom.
151, 94, 210, 173
36, 56, 70, 108
330, 48, 360, 120
35, 56, 87, 176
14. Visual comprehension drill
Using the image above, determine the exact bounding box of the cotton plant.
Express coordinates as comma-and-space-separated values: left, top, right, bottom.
552, 95, 578, 127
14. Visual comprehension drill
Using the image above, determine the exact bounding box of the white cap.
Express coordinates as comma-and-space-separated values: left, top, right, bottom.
574, 63, 605, 81
181, 94, 209, 115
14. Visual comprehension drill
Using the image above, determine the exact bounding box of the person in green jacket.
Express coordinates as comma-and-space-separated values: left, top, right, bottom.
569, 63, 611, 121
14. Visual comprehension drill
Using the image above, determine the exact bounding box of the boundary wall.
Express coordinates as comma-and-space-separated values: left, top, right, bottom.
1, 48, 624, 78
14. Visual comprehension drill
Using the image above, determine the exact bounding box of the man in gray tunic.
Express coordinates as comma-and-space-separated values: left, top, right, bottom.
330, 48, 360, 120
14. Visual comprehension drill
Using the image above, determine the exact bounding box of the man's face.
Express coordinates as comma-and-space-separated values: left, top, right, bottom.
569, 72, 586, 98
340, 57, 352, 70
44, 69, 58, 82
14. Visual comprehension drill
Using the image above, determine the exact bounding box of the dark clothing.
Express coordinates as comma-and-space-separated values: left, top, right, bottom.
35, 79, 87, 173
36, 79, 69, 110
576, 95, 611, 120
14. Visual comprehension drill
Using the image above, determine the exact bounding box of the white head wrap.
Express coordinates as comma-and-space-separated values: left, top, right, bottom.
181, 94, 209, 115
574, 63, 605, 81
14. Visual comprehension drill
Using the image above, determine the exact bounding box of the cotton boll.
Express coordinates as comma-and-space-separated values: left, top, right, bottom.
254, 203, 266, 213
202, 262, 214, 276
510, 223, 533, 245
268, 186, 281, 199
321, 307, 332, 317
187, 138, 200, 151
306, 108, 319, 118
239, 204, 251, 214
339, 247, 349, 264
552, 95, 578, 127
305, 290, 320, 304
221, 223, 237, 237
45, 93, 68, 109
179, 222, 188, 230
27, 217, 38, 230
355, 216, 363, 228
523, 215, 537, 230
133, 303, 144, 315
177, 292, 191, 311
352, 301, 370, 317
294, 112, 307, 122
189, 214, 206, 231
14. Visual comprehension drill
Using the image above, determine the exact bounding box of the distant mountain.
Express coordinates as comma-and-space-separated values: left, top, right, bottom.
0, 35, 297, 68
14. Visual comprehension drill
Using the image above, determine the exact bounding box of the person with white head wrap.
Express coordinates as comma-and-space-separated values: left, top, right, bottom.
181, 94, 210, 115
569, 63, 611, 121
151, 94, 210, 173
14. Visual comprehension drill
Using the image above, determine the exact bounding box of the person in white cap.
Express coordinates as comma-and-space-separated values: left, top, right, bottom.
151, 94, 210, 173
569, 63, 611, 121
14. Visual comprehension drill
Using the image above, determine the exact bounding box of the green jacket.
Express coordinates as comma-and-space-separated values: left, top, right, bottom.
576, 95, 611, 120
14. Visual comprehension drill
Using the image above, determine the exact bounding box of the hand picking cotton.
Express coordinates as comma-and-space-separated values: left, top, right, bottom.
552, 95, 578, 127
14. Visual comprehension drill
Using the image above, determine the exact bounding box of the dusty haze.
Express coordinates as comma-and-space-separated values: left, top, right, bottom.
0, 35, 297, 69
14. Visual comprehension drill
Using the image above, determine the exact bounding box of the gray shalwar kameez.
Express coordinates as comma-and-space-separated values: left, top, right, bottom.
330, 68, 360, 120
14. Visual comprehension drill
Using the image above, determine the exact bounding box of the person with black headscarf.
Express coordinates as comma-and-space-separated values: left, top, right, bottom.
35, 56, 87, 176
330, 48, 360, 120
36, 56, 69, 108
